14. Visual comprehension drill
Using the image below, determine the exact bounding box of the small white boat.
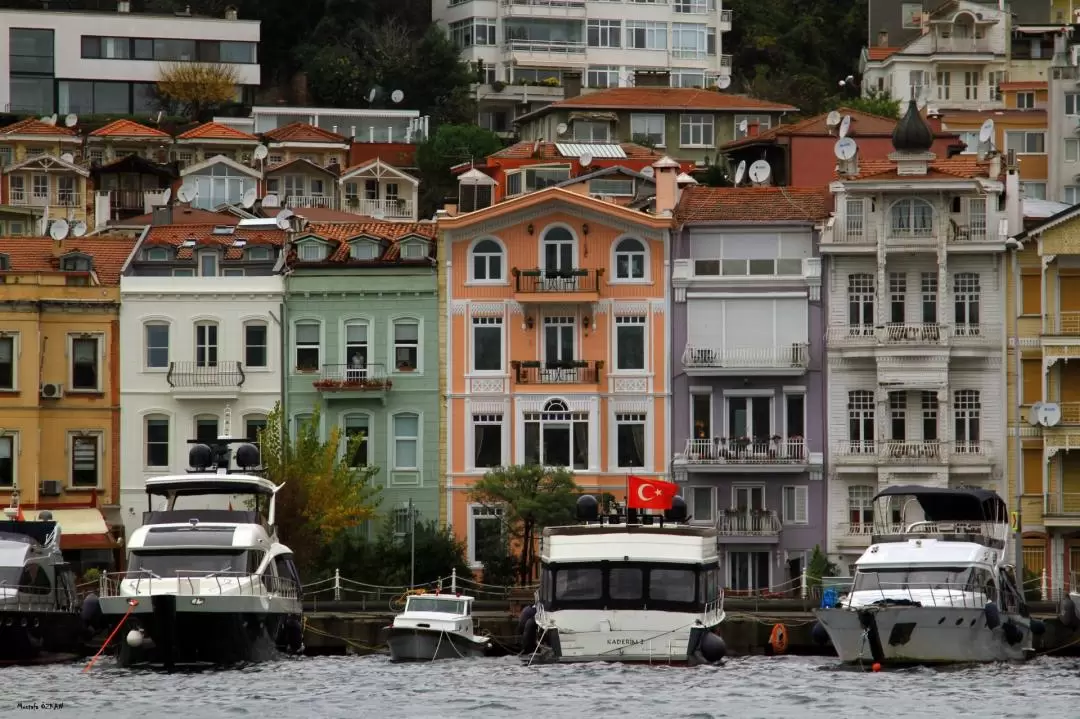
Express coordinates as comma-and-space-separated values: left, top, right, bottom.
814, 486, 1044, 666
387, 593, 490, 661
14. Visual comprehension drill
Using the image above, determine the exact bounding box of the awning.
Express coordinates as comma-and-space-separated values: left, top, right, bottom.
27, 509, 115, 550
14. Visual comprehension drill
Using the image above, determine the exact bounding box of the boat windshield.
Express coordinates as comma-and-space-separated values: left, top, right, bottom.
128, 550, 251, 578
540, 562, 719, 612
406, 598, 466, 614
0, 566, 23, 587
853, 566, 994, 594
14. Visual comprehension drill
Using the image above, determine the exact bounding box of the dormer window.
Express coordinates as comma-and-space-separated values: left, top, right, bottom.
145, 247, 170, 261
349, 240, 380, 261
297, 241, 329, 262
197, 250, 218, 277
61, 255, 92, 272
246, 246, 272, 261
400, 240, 429, 260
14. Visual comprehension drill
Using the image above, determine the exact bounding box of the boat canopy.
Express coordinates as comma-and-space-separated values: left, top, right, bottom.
872, 485, 1007, 523
145, 474, 278, 498
0, 520, 57, 548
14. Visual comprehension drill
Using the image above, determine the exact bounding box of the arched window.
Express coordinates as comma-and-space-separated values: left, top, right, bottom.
541, 226, 575, 273
523, 399, 588, 468
889, 198, 934, 238
614, 237, 646, 280
471, 239, 504, 281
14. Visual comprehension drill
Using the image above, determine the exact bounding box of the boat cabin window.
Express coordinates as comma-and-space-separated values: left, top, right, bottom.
17, 563, 52, 595
406, 597, 466, 614
541, 562, 717, 612
853, 566, 993, 593
699, 566, 721, 604
556, 567, 603, 601
129, 549, 249, 578
608, 567, 642, 600
273, 553, 302, 591
650, 568, 696, 603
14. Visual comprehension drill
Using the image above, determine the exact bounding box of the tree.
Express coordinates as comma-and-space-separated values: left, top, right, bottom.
805, 544, 841, 589
831, 88, 902, 120
156, 62, 240, 119
259, 403, 381, 573
469, 465, 579, 584
415, 123, 503, 216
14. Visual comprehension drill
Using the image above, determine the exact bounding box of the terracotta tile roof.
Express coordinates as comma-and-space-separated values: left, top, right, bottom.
262, 122, 348, 144
294, 221, 437, 263
491, 141, 666, 161
546, 87, 798, 112
676, 186, 831, 223
723, 107, 953, 150
115, 205, 240, 227
867, 47, 901, 61
175, 122, 258, 142
264, 157, 339, 175
0, 236, 136, 285
999, 81, 1047, 91
143, 223, 287, 259
89, 119, 171, 139
0, 118, 78, 137
290, 208, 383, 223
843, 156, 995, 181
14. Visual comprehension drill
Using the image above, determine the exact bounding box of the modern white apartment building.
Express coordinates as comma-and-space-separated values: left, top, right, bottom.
433, 0, 732, 132
1, 3, 260, 116
819, 101, 1015, 572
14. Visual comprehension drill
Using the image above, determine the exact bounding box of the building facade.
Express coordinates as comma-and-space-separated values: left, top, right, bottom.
281, 220, 441, 532
0, 235, 134, 571
1, 5, 260, 116
438, 162, 677, 568
0, 117, 88, 236
820, 102, 1010, 572
117, 219, 286, 538
670, 186, 828, 591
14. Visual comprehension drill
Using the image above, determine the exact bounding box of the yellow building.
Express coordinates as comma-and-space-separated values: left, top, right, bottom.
1008, 206, 1080, 599
0, 234, 135, 572
0, 118, 91, 236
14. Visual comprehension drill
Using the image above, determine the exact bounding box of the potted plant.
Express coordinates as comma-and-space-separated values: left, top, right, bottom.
397, 359, 415, 372
492, 80, 506, 92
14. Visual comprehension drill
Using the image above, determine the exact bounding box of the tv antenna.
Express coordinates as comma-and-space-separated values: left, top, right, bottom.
579, 152, 593, 168
262, 193, 280, 208
241, 187, 257, 209
49, 219, 70, 241
64, 113, 78, 128
59, 152, 74, 164
748, 160, 771, 185
72, 220, 87, 238
835, 137, 857, 161
391, 89, 404, 104
715, 76, 731, 90
839, 115, 852, 138
733, 159, 747, 186
275, 208, 295, 230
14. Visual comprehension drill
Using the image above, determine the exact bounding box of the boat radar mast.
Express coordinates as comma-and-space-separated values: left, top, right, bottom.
187, 404, 262, 475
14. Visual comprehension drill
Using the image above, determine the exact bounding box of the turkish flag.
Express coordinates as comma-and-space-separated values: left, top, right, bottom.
15, 506, 24, 522
627, 476, 679, 510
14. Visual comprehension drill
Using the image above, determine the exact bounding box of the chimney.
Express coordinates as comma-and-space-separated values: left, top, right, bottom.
1005, 149, 1022, 236
117, 0, 130, 11
652, 156, 681, 216
563, 72, 582, 100
151, 205, 173, 226
225, 5, 238, 19
877, 30, 888, 48
989, 153, 1002, 181
748, 122, 760, 137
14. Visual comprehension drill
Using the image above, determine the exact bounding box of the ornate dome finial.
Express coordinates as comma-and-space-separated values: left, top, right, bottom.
892, 99, 934, 153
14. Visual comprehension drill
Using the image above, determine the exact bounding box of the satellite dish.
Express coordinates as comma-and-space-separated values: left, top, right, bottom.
262, 193, 280, 208
839, 115, 852, 138
253, 145, 269, 161
275, 208, 294, 231
556, 122, 569, 136
826, 110, 841, 128
49, 219, 70, 240
738, 119, 748, 134
640, 166, 655, 178
373, 208, 386, 221
579, 152, 593, 167
391, 89, 404, 104
1027, 402, 1043, 426
1040, 402, 1062, 427
161, 187, 172, 205
59, 152, 74, 164
979, 118, 995, 143
715, 76, 731, 90
177, 184, 196, 203
733, 160, 747, 186
835, 137, 857, 161
47, 114, 57, 126
72, 220, 87, 238
748, 160, 771, 185
64, 113, 77, 128
40, 116, 51, 125
241, 187, 257, 209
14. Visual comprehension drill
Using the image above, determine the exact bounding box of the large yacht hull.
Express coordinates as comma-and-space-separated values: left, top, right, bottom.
528, 610, 725, 664
0, 611, 84, 663
387, 628, 488, 662
814, 606, 1033, 665
100, 594, 302, 668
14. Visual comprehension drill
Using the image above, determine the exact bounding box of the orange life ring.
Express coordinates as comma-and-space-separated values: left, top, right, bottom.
769, 623, 788, 654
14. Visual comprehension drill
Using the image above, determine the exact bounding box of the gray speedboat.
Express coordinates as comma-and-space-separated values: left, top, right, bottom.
387, 593, 490, 661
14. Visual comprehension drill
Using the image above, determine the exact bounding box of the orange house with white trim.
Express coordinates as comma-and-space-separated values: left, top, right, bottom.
438, 158, 682, 567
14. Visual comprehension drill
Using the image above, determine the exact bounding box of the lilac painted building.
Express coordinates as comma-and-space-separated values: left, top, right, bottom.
670, 186, 831, 593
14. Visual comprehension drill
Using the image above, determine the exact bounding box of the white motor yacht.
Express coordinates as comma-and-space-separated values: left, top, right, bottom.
387, 592, 490, 661
519, 495, 726, 665
813, 486, 1044, 666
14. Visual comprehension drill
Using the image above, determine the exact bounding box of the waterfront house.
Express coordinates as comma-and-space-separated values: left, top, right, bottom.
438, 156, 678, 568
172, 121, 262, 169
670, 185, 829, 593
338, 159, 419, 221
179, 155, 261, 212
117, 212, 286, 538
0, 234, 135, 572
0, 118, 88, 235
87, 120, 177, 225
820, 102, 1010, 574
280, 220, 440, 531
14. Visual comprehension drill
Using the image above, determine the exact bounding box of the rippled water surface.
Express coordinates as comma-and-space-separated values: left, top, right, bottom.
5, 655, 1080, 718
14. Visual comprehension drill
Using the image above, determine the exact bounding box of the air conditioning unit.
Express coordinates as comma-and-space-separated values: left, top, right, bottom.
39, 480, 62, 496
40, 382, 63, 399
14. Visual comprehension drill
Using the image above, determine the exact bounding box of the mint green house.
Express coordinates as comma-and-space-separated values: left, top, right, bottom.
280, 221, 440, 532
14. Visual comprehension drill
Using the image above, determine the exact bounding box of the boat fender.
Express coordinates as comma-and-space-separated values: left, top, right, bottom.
811, 621, 830, 646
80, 593, 103, 631
1002, 620, 1023, 645
517, 605, 537, 636
1060, 597, 1079, 630
983, 601, 1001, 630
856, 610, 885, 664
698, 631, 726, 663
768, 623, 789, 654
1029, 618, 1046, 636
522, 617, 538, 653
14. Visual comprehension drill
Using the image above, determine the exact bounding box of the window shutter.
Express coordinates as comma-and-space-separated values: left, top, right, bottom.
795, 486, 808, 524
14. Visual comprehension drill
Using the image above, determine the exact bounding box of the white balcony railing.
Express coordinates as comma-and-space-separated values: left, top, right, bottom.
832, 440, 994, 463
880, 323, 945, 344
9, 189, 83, 208
823, 221, 993, 247
680, 438, 807, 465
501, 0, 587, 14
284, 195, 338, 210
824, 225, 878, 245
682, 343, 809, 371
932, 36, 996, 54
503, 40, 587, 57
719, 8, 732, 30
344, 197, 414, 219
716, 509, 782, 536
827, 324, 1000, 347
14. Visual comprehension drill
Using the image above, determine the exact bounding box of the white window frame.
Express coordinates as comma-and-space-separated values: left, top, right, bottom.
391, 411, 421, 470
572, 120, 611, 142
390, 318, 422, 374
1066, 138, 1080, 163
612, 236, 648, 282
68, 431, 103, 489
1016, 92, 1035, 110
1065, 186, 1080, 205
467, 503, 504, 567
342, 412, 372, 468
847, 484, 875, 528
471, 316, 504, 373
625, 21, 667, 50
0, 432, 17, 488
243, 413, 268, 452
468, 237, 506, 284
1005, 130, 1046, 154
197, 250, 218, 277
688, 486, 715, 523
297, 240, 330, 262
243, 320, 268, 369
0, 333, 16, 391
587, 18, 621, 49
471, 413, 505, 471
521, 399, 591, 469
847, 390, 876, 449
194, 320, 219, 368
613, 411, 647, 470
349, 239, 380, 261
144, 414, 170, 470
733, 114, 773, 140
679, 113, 715, 148
1021, 182, 1047, 200
293, 319, 322, 372
614, 315, 647, 372
68, 333, 104, 393
1067, 93, 1080, 116
586, 65, 619, 89
781, 485, 808, 525
343, 319, 370, 374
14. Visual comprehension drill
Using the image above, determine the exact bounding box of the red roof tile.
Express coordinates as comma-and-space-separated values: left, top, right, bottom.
0, 118, 78, 137
543, 87, 797, 112
723, 107, 954, 151
89, 119, 171, 139
294, 221, 437, 263
491, 141, 666, 161
0, 236, 136, 285
676, 186, 831, 223
999, 81, 1047, 92
844, 156, 994, 181
143, 223, 286, 259
262, 122, 348, 144
176, 122, 258, 142
115, 205, 241, 227
867, 47, 901, 61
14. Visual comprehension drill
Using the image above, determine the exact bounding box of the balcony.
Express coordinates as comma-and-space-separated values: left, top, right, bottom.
284, 195, 338, 210
719, 8, 732, 31
931, 35, 996, 55
878, 440, 947, 464
343, 197, 414, 220
512, 268, 602, 303
826, 323, 999, 350
820, 224, 877, 250
926, 85, 1007, 109
821, 221, 994, 252
832, 440, 994, 466
502, 40, 587, 64
1044, 494, 1080, 528
313, 364, 391, 403
835, 522, 904, 547
880, 323, 945, 346
677, 437, 808, 473
511, 360, 602, 385
108, 189, 157, 211
500, 0, 587, 17
949, 439, 995, 466
166, 361, 245, 399
716, 509, 782, 540
9, 189, 83, 208
681, 343, 808, 376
